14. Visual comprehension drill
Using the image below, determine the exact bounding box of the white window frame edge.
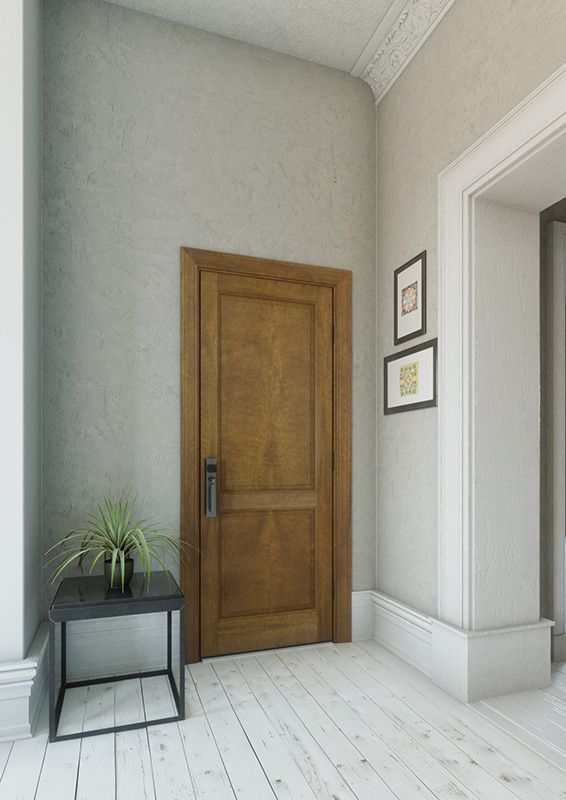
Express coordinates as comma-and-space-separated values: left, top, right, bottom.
438, 63, 566, 629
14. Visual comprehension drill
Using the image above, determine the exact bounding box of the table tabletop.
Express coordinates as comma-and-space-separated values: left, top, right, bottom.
49, 571, 184, 621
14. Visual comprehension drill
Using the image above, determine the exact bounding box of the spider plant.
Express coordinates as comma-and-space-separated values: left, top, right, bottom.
45, 497, 188, 592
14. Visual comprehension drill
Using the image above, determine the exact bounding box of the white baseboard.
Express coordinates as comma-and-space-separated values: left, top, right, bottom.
371, 591, 433, 677
351, 590, 375, 641
0, 623, 48, 742
351, 590, 433, 676
552, 633, 566, 663
355, 591, 553, 703
432, 617, 554, 703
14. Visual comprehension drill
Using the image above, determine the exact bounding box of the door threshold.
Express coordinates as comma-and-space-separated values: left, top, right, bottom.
201, 641, 334, 664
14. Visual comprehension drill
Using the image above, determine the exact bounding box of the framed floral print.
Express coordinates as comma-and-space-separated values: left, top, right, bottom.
384, 338, 437, 414
394, 251, 427, 345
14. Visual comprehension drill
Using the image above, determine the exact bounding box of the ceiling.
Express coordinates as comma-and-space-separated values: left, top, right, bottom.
105, 0, 407, 75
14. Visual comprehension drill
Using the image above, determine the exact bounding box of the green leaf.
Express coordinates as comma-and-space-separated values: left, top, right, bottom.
119, 549, 126, 592
110, 548, 118, 589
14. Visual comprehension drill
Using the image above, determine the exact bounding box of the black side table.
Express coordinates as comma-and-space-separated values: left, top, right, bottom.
48, 571, 185, 742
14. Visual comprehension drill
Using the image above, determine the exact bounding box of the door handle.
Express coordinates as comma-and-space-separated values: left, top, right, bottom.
205, 458, 217, 518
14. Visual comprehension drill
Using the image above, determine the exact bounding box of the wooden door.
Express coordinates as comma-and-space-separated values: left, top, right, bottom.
199, 271, 334, 656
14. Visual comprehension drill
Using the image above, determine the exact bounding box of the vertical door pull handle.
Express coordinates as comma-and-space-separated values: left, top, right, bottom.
205, 458, 217, 517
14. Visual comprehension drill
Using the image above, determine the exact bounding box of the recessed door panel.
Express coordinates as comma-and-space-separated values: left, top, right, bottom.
219, 510, 315, 618
220, 294, 314, 491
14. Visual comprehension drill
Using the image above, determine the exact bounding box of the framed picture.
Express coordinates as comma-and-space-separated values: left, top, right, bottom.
394, 251, 426, 345
384, 338, 437, 414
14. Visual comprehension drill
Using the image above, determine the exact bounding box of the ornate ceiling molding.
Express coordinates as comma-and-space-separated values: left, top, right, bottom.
358, 0, 458, 104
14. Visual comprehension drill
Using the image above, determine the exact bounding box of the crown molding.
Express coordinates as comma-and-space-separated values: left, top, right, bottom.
355, 0, 458, 104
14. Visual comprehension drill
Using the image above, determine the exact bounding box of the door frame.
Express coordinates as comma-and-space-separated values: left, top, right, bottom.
438, 63, 566, 629
547, 221, 566, 661
180, 247, 352, 663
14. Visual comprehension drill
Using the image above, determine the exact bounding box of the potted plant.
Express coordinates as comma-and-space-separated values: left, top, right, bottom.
45, 497, 187, 592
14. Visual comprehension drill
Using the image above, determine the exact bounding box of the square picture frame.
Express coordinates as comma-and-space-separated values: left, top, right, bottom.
384, 338, 437, 414
394, 251, 427, 345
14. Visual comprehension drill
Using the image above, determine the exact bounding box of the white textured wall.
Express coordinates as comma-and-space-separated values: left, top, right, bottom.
376, 0, 566, 616
42, 0, 376, 599
0, 0, 26, 662
474, 201, 540, 629
0, 0, 42, 662
23, 0, 43, 655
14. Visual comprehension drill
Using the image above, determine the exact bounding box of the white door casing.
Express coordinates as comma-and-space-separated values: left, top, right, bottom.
548, 221, 566, 659
438, 64, 566, 630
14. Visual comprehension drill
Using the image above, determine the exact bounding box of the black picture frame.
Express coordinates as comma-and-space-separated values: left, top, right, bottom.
384, 338, 437, 415
394, 251, 427, 345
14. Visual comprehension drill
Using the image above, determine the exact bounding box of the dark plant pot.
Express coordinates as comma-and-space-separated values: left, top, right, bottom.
104, 557, 134, 591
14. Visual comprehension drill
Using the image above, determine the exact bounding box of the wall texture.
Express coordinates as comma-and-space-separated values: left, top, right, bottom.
42, 0, 376, 599
376, 0, 566, 615
474, 202, 540, 629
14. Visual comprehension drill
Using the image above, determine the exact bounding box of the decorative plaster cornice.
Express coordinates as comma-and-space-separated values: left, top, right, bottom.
359, 0, 457, 104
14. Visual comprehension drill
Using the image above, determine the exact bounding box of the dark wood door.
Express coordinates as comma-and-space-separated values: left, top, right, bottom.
199, 271, 334, 656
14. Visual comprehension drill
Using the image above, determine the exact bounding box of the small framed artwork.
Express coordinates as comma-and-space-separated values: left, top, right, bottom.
384, 338, 437, 414
394, 251, 426, 345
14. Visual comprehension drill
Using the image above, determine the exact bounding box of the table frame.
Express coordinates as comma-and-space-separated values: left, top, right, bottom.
48, 596, 185, 743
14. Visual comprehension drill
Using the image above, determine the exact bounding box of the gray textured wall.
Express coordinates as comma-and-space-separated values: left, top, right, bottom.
376, 0, 566, 616
42, 0, 376, 601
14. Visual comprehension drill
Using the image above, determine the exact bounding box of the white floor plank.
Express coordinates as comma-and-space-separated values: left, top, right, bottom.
354, 640, 566, 797
351, 653, 555, 800
237, 655, 359, 800
0, 745, 12, 783
213, 658, 320, 800
83, 681, 116, 733
0, 702, 49, 800
190, 660, 277, 799
258, 652, 403, 800
141, 674, 177, 721
115, 678, 144, 726
76, 733, 116, 800
116, 728, 156, 800
74, 677, 119, 800
35, 686, 87, 800
144, 669, 196, 800
353, 640, 566, 800
147, 722, 195, 800
113, 678, 155, 800
178, 669, 237, 800
299, 647, 488, 800
278, 648, 439, 800
478, 690, 566, 746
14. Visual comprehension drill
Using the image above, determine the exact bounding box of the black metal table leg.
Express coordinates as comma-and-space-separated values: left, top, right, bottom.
167, 611, 172, 674
49, 619, 56, 742
179, 606, 185, 719
61, 620, 67, 686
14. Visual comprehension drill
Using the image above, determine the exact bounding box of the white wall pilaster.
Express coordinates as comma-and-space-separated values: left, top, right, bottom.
436, 65, 566, 701
0, 0, 43, 739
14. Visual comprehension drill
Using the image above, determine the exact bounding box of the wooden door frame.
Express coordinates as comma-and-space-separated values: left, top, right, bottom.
180, 247, 352, 663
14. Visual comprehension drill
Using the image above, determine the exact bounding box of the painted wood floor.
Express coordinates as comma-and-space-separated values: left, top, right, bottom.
1, 641, 566, 800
